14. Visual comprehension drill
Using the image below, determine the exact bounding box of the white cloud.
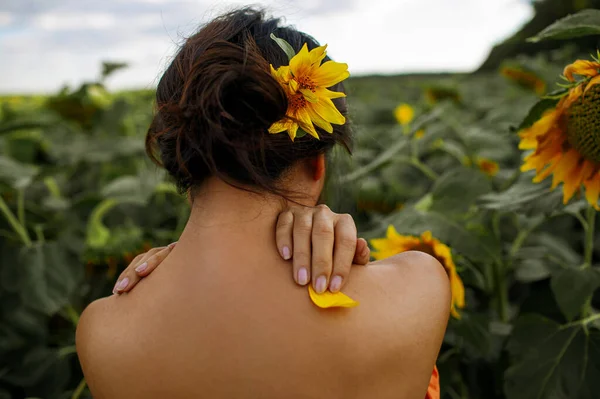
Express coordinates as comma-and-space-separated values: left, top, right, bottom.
290, 0, 533, 74
0, 0, 533, 93
0, 12, 13, 27
33, 12, 116, 31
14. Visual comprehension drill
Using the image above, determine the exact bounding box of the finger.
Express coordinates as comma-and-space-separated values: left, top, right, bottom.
292, 208, 313, 286
330, 214, 357, 293
275, 211, 293, 260
353, 238, 371, 265
134, 245, 174, 277
311, 205, 335, 294
113, 246, 167, 294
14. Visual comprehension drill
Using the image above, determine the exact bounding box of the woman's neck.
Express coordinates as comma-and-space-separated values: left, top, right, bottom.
176, 177, 316, 254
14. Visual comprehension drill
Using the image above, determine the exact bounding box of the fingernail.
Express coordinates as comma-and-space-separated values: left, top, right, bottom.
297, 267, 308, 285
330, 276, 343, 292
115, 277, 129, 292
315, 275, 327, 294
135, 262, 148, 273
168, 241, 177, 249
362, 247, 370, 258
282, 246, 291, 260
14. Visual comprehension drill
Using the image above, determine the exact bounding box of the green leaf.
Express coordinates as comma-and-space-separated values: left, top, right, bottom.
0, 156, 38, 189
479, 173, 562, 214
295, 128, 308, 139
342, 106, 446, 183
414, 193, 433, 212
430, 167, 492, 214
270, 33, 296, 62
551, 268, 600, 321
18, 242, 82, 315
101, 61, 128, 80
505, 314, 600, 399
517, 97, 560, 131
529, 9, 600, 42
515, 259, 551, 283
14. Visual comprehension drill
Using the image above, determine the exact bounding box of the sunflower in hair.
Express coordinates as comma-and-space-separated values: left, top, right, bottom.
268, 41, 349, 141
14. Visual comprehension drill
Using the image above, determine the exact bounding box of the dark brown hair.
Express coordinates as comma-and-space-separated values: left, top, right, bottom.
145, 7, 352, 197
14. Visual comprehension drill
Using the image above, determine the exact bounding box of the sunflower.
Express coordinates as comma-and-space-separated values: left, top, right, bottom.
268, 44, 349, 141
500, 65, 546, 95
519, 58, 600, 209
370, 225, 465, 318
476, 157, 499, 177
394, 103, 415, 126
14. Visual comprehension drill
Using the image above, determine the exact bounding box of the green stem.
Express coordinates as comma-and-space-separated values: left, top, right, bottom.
561, 312, 600, 329
64, 304, 80, 327
71, 378, 87, 399
493, 259, 509, 322
509, 217, 546, 260
410, 158, 439, 181
0, 195, 32, 247
583, 206, 596, 268
58, 345, 77, 358
34, 225, 45, 243
17, 189, 25, 226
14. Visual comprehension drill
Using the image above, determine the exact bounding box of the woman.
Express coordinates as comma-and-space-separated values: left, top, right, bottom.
76, 7, 450, 398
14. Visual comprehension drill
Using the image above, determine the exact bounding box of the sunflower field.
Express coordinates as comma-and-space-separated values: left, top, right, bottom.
2, 5, 600, 399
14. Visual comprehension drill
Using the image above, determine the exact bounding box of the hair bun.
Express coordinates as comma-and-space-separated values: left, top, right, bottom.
176, 39, 287, 142
146, 8, 351, 197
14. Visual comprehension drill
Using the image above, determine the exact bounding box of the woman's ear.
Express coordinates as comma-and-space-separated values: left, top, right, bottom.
311, 153, 326, 181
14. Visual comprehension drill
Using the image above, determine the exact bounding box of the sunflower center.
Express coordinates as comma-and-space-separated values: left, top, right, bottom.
297, 76, 316, 92
288, 93, 307, 111
566, 83, 600, 163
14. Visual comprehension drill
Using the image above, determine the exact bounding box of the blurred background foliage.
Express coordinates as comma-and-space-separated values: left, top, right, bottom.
2, 1, 600, 398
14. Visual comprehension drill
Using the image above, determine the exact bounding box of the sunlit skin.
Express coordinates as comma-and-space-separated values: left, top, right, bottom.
76, 154, 450, 399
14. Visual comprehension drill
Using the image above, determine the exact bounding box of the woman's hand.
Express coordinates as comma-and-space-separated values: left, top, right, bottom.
113, 205, 369, 295
112, 242, 177, 295
276, 204, 369, 293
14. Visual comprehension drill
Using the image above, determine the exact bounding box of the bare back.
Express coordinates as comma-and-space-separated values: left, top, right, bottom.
77, 245, 449, 399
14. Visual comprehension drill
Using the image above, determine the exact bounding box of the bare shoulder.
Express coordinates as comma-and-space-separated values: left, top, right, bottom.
340, 251, 451, 398
76, 295, 138, 399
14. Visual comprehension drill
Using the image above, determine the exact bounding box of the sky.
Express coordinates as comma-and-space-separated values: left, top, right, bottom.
0, 0, 533, 94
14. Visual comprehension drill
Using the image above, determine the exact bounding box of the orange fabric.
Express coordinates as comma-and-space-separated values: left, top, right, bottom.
425, 366, 440, 399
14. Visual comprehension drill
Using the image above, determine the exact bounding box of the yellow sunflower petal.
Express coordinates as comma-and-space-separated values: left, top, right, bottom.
296, 108, 319, 139
300, 88, 318, 103
314, 87, 346, 99
268, 120, 289, 134
311, 60, 350, 87
562, 161, 584, 203
288, 122, 299, 141
289, 43, 311, 77
308, 285, 359, 308
584, 74, 600, 96
518, 110, 558, 149
309, 45, 328, 65
550, 149, 580, 191
563, 84, 584, 108
563, 60, 600, 81
312, 97, 346, 125
386, 225, 401, 239
584, 174, 600, 210
306, 106, 333, 133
